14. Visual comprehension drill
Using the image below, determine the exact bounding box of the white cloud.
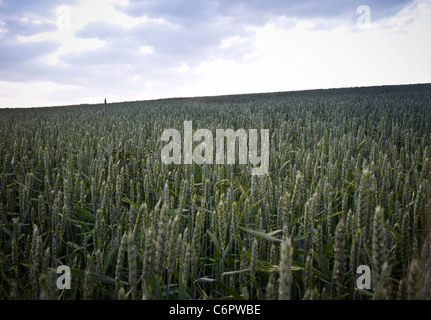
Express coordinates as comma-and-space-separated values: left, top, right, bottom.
0, 81, 83, 108
0, 20, 5, 39
139, 45, 154, 54
66, 0, 169, 30
172, 62, 191, 73
220, 36, 247, 48
177, 0, 431, 96
1, 0, 431, 107
70, 0, 142, 29
18, 30, 106, 65
13, 0, 169, 67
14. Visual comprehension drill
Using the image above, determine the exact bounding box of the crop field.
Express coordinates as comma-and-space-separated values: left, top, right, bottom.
0, 84, 430, 300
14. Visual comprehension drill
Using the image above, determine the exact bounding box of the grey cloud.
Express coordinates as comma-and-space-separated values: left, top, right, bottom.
0, 0, 79, 16
0, 0, 79, 36
119, 0, 415, 25
78, 0, 415, 70
0, 18, 57, 37
0, 39, 59, 71
70, 5, 256, 70
0, 0, 418, 100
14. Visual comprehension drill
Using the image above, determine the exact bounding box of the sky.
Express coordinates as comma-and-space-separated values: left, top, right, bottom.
0, 0, 430, 108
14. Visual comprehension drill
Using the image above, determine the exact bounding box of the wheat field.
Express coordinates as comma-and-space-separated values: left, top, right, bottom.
0, 84, 430, 300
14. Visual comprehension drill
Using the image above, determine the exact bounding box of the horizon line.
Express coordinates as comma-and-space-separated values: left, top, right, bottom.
1, 82, 430, 110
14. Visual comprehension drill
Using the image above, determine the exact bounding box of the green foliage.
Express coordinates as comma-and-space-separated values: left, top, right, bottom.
1, 84, 431, 300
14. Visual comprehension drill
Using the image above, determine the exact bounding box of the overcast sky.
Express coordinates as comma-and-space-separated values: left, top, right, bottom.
0, 0, 430, 108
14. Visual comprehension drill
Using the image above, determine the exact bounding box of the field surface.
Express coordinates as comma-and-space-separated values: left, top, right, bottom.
1, 84, 431, 300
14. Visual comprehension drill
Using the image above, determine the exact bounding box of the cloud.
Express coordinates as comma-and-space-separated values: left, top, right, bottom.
0, 37, 59, 70
0, 80, 83, 108
0, 0, 429, 108
120, 0, 415, 25
0, 0, 79, 36
186, 1, 431, 96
